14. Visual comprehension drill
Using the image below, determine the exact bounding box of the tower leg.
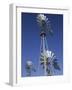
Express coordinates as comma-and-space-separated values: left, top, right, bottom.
42, 35, 47, 76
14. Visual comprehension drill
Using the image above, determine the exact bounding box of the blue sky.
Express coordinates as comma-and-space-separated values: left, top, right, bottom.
21, 12, 63, 77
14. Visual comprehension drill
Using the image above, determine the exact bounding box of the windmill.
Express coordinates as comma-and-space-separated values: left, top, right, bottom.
37, 14, 60, 76
25, 60, 36, 76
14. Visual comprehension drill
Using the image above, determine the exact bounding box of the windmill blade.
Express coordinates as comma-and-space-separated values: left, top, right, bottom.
47, 21, 53, 35
26, 65, 30, 70
53, 59, 60, 70
40, 58, 44, 65
49, 29, 53, 36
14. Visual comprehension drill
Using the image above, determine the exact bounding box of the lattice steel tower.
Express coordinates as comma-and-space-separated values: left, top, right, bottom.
37, 14, 53, 76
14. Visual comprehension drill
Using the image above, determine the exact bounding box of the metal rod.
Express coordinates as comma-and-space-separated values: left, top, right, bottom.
42, 35, 47, 76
